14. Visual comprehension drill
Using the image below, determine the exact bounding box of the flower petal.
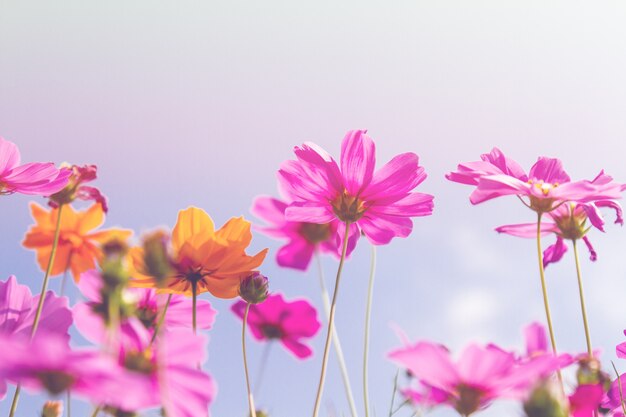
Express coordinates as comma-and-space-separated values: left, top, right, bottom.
340, 130, 376, 195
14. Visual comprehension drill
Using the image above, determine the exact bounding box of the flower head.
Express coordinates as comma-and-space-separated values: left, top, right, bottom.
130, 207, 268, 299
22, 203, 132, 282
278, 130, 434, 246
231, 293, 321, 359
238, 272, 269, 304
251, 195, 357, 270
447, 148, 622, 213
389, 338, 561, 415
49, 164, 108, 212
0, 136, 70, 196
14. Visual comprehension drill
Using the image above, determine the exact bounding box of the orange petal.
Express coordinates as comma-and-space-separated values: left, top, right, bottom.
200, 275, 241, 299
89, 228, 133, 244
78, 203, 105, 234
214, 216, 253, 248
171, 207, 215, 253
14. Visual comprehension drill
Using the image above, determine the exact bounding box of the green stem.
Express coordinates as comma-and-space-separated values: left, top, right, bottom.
242, 303, 257, 417
572, 239, 593, 356
192, 282, 197, 335
9, 205, 64, 417
312, 222, 351, 417
363, 244, 377, 417
253, 341, 272, 398
314, 252, 358, 417
150, 294, 173, 345
612, 361, 626, 416
535, 212, 564, 392
388, 370, 400, 417
89, 405, 101, 417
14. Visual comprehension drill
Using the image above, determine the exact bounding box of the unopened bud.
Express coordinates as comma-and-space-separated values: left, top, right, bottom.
239, 272, 269, 304
42, 401, 63, 417
102, 238, 129, 259
142, 231, 172, 287
523, 380, 568, 417
577, 356, 610, 387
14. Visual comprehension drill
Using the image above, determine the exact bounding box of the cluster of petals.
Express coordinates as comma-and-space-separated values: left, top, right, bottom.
48, 164, 109, 212
251, 195, 355, 270
22, 203, 132, 281
232, 292, 321, 359
388, 330, 561, 415
447, 147, 622, 210
0, 137, 70, 196
73, 269, 216, 345
130, 206, 267, 298
0, 275, 72, 399
278, 129, 434, 246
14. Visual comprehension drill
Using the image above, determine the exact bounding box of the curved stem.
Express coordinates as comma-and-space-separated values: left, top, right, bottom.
312, 222, 351, 417
150, 294, 173, 345
253, 342, 272, 398
314, 253, 358, 417
363, 244, 377, 417
536, 212, 564, 391
242, 303, 257, 417
572, 240, 593, 356
9, 205, 64, 417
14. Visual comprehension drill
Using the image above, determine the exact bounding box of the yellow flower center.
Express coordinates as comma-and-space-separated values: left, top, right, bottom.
331, 191, 367, 223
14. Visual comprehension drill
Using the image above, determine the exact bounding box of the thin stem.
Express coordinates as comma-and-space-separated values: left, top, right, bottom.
191, 281, 197, 335
67, 390, 71, 417
572, 240, 593, 356
150, 294, 173, 345
363, 244, 377, 417
253, 342, 272, 398
388, 370, 399, 417
314, 252, 358, 417
611, 361, 626, 416
312, 222, 351, 417
535, 212, 564, 391
242, 303, 257, 417
89, 405, 101, 417
9, 205, 65, 417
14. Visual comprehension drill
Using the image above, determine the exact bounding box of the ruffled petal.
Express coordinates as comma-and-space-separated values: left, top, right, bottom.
340, 130, 376, 195
363, 152, 425, 200
496, 222, 558, 238
358, 213, 413, 245
543, 236, 568, 268
582, 236, 598, 262
0, 137, 20, 173
276, 239, 315, 270
528, 157, 571, 184
470, 175, 530, 204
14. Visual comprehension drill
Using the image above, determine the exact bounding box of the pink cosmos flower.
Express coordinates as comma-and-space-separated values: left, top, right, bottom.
0, 332, 123, 404
0, 136, 70, 196
604, 374, 626, 417
521, 322, 573, 367
569, 384, 605, 417
278, 130, 434, 246
0, 275, 72, 340
49, 164, 108, 212
389, 339, 560, 416
251, 195, 357, 270
446, 148, 622, 213
103, 326, 216, 417
74, 270, 216, 346
231, 293, 321, 359
496, 198, 624, 267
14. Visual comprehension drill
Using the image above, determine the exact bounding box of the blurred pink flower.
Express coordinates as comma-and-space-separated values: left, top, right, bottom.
521, 322, 574, 368
0, 332, 122, 404
496, 197, 623, 267
389, 339, 560, 416
278, 129, 434, 246
569, 384, 604, 417
251, 195, 356, 270
447, 148, 622, 212
0, 136, 70, 196
604, 373, 626, 417
107, 326, 215, 417
0, 275, 72, 341
74, 270, 216, 346
231, 293, 321, 359
49, 164, 109, 212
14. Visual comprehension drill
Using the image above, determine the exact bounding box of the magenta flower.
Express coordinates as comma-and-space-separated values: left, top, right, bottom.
520, 322, 574, 368
49, 164, 109, 212
74, 270, 216, 345
251, 195, 357, 270
0, 332, 122, 404
0, 275, 72, 340
447, 148, 622, 213
104, 326, 216, 417
231, 293, 321, 359
278, 130, 434, 246
0, 136, 70, 196
388, 339, 560, 416
569, 384, 605, 417
496, 198, 624, 267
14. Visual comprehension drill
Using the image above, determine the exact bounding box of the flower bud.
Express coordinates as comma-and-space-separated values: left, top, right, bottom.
577, 356, 610, 388
239, 272, 269, 304
42, 401, 63, 417
49, 164, 108, 212
255, 410, 270, 417
523, 380, 568, 417
142, 231, 173, 287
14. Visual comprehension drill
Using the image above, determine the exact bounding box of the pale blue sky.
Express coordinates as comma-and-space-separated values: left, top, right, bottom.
2, 2, 626, 416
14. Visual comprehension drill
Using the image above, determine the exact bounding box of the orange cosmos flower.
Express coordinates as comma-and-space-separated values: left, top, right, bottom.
22, 203, 132, 281
130, 206, 268, 299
